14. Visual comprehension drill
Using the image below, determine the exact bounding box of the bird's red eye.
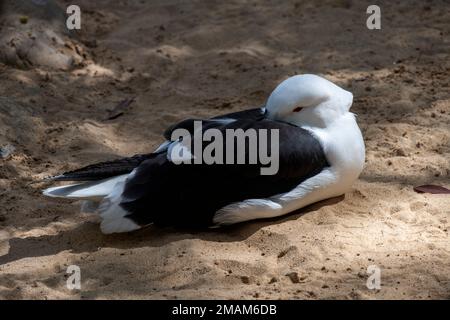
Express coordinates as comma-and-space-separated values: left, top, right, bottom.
293, 106, 303, 112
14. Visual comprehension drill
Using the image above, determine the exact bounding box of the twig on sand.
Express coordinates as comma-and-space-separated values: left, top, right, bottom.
105, 97, 136, 120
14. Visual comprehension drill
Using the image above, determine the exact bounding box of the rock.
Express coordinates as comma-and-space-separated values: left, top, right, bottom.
0, 0, 88, 70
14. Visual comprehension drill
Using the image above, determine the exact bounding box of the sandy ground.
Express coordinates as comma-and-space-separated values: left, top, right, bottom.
0, 0, 449, 299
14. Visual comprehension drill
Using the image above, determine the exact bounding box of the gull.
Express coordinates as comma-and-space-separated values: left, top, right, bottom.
43, 74, 365, 234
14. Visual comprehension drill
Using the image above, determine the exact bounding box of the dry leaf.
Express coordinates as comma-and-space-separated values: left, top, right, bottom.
413, 185, 450, 194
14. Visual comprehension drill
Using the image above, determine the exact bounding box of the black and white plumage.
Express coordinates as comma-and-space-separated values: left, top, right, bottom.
43, 74, 365, 234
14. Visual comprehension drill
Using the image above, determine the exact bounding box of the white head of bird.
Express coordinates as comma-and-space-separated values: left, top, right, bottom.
265, 74, 354, 129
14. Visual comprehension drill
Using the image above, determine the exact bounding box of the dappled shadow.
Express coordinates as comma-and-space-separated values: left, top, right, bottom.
1, 0, 449, 299
0, 195, 343, 266
1, 0, 448, 168
360, 171, 450, 187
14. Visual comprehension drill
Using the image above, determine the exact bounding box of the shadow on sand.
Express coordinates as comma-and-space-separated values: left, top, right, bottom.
0, 195, 344, 266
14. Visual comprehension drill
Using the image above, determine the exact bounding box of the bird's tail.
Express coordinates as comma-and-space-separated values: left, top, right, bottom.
41, 154, 151, 234
43, 173, 141, 234
43, 174, 129, 200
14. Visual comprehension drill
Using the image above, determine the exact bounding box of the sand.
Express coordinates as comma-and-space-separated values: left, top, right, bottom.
0, 0, 449, 299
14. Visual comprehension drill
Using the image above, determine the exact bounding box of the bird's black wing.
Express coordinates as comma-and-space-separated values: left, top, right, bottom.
163, 107, 265, 140
211, 107, 266, 121
51, 108, 266, 181
47, 153, 155, 181
120, 118, 329, 228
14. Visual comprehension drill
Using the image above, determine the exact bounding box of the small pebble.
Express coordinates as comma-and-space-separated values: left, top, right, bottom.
0, 144, 15, 159
285, 272, 300, 284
